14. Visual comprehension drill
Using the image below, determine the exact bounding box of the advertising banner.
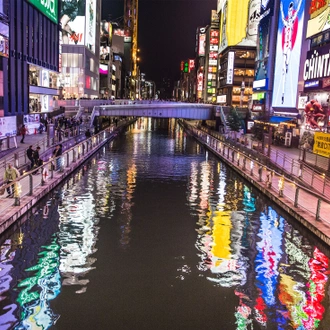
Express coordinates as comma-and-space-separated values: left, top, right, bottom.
24, 114, 40, 134
0, 116, 16, 137
313, 132, 330, 157
60, 0, 86, 46
28, 0, 58, 24
306, 1, 330, 38
303, 43, 330, 83
0, 35, 9, 58
85, 0, 96, 53
219, 0, 260, 53
272, 0, 305, 108
198, 33, 206, 57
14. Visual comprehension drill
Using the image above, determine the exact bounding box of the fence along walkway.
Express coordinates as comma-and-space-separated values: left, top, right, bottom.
197, 125, 330, 200
184, 123, 330, 230
0, 126, 118, 226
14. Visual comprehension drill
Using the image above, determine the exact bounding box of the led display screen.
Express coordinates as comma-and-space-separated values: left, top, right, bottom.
272, 0, 305, 108
60, 0, 96, 52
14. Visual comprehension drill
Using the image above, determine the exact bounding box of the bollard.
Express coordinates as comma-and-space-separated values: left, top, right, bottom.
316, 199, 322, 221
29, 174, 33, 196
14, 153, 19, 168
278, 177, 284, 197
294, 187, 299, 207
258, 165, 263, 182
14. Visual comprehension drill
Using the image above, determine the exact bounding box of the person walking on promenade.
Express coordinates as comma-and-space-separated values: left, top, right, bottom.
26, 145, 35, 170
3, 164, 19, 198
85, 129, 91, 138
20, 124, 27, 143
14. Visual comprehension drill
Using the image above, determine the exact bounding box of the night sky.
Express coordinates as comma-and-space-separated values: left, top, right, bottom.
102, 0, 217, 84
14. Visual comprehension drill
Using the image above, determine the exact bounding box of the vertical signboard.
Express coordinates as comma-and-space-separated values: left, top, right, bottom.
198, 29, 206, 57
86, 0, 96, 53
226, 51, 234, 84
272, 0, 305, 108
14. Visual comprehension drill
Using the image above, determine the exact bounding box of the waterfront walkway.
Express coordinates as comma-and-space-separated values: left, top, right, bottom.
182, 120, 330, 246
0, 120, 130, 235
1, 119, 330, 246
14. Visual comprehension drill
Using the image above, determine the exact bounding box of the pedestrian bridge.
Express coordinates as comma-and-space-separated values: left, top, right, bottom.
89, 102, 215, 123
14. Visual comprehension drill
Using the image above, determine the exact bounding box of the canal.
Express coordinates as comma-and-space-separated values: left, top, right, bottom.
0, 118, 329, 330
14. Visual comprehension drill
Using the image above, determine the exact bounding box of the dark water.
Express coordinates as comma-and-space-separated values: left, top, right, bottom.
0, 118, 330, 330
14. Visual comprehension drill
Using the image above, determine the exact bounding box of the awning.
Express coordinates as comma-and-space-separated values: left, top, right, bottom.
269, 116, 293, 124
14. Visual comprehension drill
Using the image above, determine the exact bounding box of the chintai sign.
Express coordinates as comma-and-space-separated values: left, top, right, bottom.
28, 0, 58, 24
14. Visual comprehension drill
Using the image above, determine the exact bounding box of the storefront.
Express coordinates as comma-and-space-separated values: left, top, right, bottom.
29, 64, 59, 114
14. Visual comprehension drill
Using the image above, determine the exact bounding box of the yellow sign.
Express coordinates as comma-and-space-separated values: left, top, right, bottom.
313, 132, 330, 157
219, 0, 259, 53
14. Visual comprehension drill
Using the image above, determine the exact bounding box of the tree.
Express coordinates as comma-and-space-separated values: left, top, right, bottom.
227, 107, 242, 132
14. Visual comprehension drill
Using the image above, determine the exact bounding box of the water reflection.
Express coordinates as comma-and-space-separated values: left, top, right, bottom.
0, 119, 329, 329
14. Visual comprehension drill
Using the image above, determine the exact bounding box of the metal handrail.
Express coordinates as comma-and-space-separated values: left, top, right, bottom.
181, 120, 330, 223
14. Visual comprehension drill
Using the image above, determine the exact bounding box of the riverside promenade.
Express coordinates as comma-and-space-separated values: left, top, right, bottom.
181, 120, 330, 246
0, 120, 132, 235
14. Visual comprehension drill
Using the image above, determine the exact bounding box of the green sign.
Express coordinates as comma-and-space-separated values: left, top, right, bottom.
28, 0, 58, 24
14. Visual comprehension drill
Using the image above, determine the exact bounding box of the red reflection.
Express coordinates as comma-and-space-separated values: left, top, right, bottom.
303, 247, 329, 329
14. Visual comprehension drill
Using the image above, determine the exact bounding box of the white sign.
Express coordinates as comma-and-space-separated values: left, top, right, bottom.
0, 116, 17, 137
85, 0, 96, 53
217, 95, 227, 103
226, 51, 234, 84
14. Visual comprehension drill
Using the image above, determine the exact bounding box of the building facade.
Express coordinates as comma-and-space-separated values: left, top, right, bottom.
59, 0, 101, 99
1, 0, 59, 135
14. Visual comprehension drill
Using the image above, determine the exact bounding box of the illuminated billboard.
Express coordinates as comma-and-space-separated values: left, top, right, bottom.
61, 0, 85, 45
99, 64, 108, 75
306, 1, 330, 38
0, 35, 9, 58
272, 0, 305, 108
60, 0, 96, 53
219, 0, 260, 53
28, 0, 58, 24
86, 0, 96, 52
198, 32, 206, 56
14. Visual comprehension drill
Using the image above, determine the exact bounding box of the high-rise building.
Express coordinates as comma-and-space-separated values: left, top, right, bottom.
59, 0, 101, 99
1, 0, 59, 136
124, 0, 138, 99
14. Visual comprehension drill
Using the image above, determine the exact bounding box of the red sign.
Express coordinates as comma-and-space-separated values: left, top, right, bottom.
189, 59, 195, 71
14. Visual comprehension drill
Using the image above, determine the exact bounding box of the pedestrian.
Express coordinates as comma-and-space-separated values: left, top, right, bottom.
85, 129, 91, 138
33, 146, 41, 174
3, 164, 20, 198
52, 145, 62, 170
20, 124, 27, 143
26, 145, 35, 170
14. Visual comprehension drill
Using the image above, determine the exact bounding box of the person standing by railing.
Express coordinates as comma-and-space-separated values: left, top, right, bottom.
26, 145, 35, 170
3, 164, 19, 198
